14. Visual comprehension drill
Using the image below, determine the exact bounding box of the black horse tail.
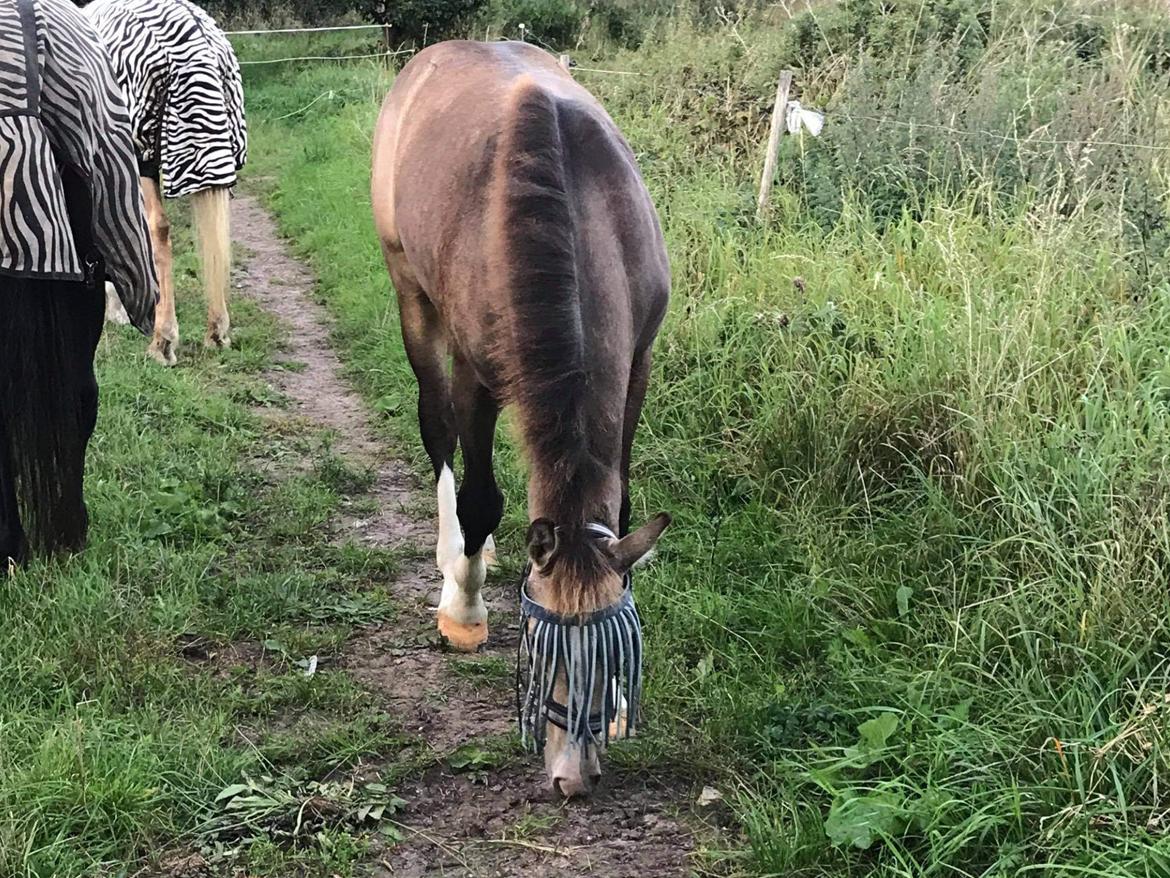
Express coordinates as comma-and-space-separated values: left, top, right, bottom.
0, 274, 104, 562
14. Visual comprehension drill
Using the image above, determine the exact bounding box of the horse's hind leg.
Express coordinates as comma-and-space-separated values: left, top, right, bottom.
142, 177, 178, 366
0, 407, 25, 571
59, 284, 106, 551
0, 289, 20, 567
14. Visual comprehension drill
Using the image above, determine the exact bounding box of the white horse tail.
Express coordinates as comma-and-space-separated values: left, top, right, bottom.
192, 186, 232, 348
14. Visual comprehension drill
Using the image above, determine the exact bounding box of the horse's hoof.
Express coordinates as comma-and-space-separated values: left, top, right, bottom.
147, 339, 178, 366
437, 611, 488, 652
205, 332, 231, 350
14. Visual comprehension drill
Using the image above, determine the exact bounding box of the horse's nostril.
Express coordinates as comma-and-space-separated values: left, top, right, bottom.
553, 774, 598, 798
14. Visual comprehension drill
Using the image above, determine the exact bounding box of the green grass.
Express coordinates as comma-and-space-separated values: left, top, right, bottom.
237, 4, 1170, 875
0, 210, 405, 877
7, 3, 1168, 875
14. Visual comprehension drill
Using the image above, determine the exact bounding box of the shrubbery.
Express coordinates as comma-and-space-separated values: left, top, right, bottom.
197, 0, 674, 47
487, 0, 586, 45
356, 0, 487, 44
589, 0, 1170, 287
199, 0, 355, 26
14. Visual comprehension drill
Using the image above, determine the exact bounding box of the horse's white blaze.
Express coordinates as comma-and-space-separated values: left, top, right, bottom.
435, 464, 487, 625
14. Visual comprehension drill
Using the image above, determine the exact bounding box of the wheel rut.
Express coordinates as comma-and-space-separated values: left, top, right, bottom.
231, 192, 710, 877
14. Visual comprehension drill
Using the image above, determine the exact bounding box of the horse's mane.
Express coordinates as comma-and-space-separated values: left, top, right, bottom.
495, 77, 610, 589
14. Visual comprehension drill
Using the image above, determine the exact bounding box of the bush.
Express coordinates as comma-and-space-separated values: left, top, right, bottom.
199, 0, 357, 26
487, 0, 587, 46
357, 0, 487, 44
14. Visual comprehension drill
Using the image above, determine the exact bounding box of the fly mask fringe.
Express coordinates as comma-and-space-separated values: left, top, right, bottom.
517, 583, 643, 752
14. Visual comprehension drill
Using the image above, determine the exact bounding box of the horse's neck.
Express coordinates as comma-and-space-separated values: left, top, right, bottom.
527, 458, 621, 532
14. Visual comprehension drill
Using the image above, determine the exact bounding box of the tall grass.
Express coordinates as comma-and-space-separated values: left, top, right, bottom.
238, 1, 1170, 872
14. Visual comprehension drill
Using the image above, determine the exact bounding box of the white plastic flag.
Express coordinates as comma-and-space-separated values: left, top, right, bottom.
786, 100, 825, 137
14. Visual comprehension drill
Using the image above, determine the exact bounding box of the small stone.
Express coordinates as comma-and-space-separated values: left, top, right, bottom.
697, 786, 723, 807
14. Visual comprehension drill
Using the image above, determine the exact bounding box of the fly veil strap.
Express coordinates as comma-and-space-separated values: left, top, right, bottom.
516, 522, 644, 753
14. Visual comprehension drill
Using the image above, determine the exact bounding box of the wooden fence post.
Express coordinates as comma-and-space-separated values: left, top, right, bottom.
558, 53, 571, 71
756, 70, 793, 221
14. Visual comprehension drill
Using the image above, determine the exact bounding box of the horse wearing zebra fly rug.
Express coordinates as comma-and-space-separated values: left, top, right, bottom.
84, 0, 246, 365
1, 0, 157, 568
372, 40, 671, 798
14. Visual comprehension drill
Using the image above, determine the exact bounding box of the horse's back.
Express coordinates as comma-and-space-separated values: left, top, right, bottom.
372, 40, 669, 376
372, 41, 658, 262
376, 42, 573, 235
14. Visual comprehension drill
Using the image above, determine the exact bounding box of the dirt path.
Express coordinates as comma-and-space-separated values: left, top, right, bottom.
231, 194, 710, 877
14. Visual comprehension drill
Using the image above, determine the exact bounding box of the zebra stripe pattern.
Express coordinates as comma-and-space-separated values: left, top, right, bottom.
0, 0, 158, 334
84, 0, 246, 200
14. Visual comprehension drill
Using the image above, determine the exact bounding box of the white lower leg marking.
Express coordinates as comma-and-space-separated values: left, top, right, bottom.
435, 465, 487, 625
436, 465, 462, 569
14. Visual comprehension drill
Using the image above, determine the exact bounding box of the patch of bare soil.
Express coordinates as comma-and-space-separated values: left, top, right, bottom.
231, 193, 713, 876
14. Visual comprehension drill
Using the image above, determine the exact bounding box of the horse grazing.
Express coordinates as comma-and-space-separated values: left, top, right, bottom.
1, 0, 157, 568
84, 0, 246, 365
372, 40, 671, 797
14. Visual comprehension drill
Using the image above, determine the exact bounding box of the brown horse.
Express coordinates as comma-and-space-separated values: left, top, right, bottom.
372, 40, 671, 796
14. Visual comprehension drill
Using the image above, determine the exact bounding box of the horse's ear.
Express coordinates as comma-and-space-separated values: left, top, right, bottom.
611, 513, 671, 574
527, 518, 560, 571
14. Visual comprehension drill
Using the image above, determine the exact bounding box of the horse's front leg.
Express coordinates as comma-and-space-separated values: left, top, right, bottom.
441, 358, 503, 651
388, 261, 487, 651
618, 350, 653, 537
